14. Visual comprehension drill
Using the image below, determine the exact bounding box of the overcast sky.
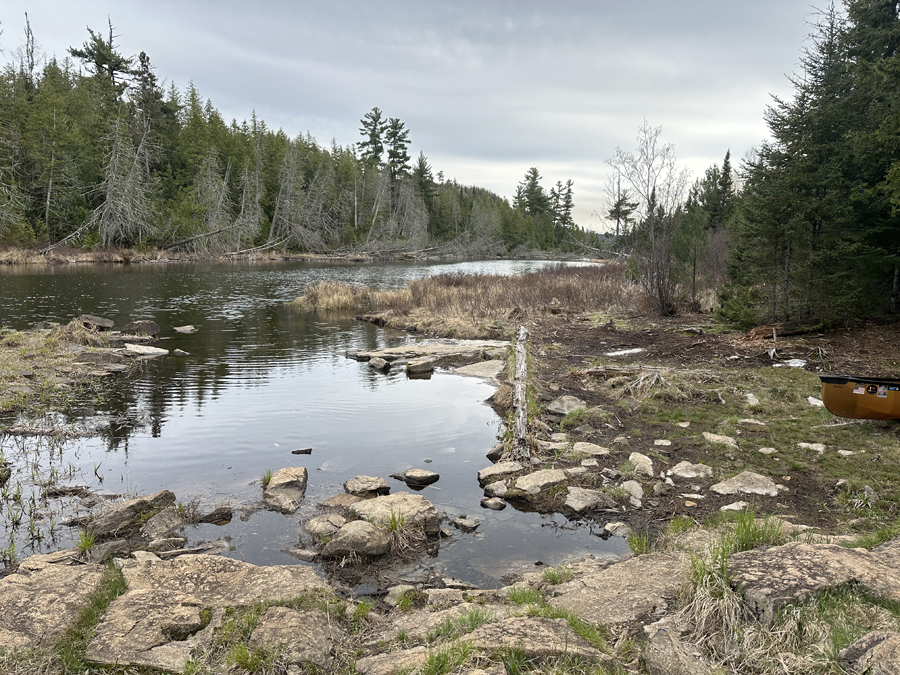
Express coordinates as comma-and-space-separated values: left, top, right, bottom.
1, 1, 823, 230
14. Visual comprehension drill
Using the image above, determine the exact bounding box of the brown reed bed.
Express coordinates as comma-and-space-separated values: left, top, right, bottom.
291, 262, 635, 338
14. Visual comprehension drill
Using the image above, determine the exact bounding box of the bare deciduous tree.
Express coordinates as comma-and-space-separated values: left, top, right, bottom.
607, 121, 690, 315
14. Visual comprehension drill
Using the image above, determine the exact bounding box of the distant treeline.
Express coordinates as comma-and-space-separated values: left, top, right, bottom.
0, 19, 597, 256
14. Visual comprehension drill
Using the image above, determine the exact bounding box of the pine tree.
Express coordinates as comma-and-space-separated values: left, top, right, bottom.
357, 107, 387, 166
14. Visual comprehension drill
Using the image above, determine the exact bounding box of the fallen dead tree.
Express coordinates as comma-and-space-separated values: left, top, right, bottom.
511, 325, 530, 461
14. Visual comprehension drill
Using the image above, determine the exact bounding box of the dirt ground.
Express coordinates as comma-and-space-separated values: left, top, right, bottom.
513, 311, 900, 536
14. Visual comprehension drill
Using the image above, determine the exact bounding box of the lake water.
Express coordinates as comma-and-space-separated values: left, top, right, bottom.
0, 259, 627, 587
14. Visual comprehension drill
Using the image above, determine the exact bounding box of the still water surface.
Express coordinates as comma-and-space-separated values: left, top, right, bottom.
0, 259, 626, 587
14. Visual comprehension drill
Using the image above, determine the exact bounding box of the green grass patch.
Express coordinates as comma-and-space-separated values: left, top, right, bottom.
56, 562, 128, 671
541, 565, 575, 585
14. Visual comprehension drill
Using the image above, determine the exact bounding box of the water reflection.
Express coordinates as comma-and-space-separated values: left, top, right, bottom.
0, 259, 627, 585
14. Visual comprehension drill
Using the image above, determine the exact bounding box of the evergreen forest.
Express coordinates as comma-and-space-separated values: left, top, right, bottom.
2, 0, 900, 328
0, 19, 593, 258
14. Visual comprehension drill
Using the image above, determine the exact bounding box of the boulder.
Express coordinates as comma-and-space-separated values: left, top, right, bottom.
481, 497, 507, 510
321, 520, 391, 558
536, 439, 569, 454
452, 517, 480, 533
248, 606, 343, 668
120, 320, 161, 336
477, 461, 526, 486
390, 468, 440, 486
512, 468, 567, 496
351, 492, 440, 536
84, 588, 211, 672
483, 481, 508, 498
368, 357, 389, 371
263, 467, 308, 514
120, 554, 329, 607
565, 487, 616, 513
546, 395, 586, 415
173, 325, 197, 333
0, 556, 104, 648
710, 471, 788, 497
344, 475, 390, 497
406, 356, 439, 374
88, 490, 176, 540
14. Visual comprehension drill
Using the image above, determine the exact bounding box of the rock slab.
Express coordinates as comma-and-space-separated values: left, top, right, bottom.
263, 466, 308, 514
0, 556, 104, 648
121, 554, 329, 607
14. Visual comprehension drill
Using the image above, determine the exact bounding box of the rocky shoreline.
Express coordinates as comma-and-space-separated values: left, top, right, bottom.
4, 318, 900, 672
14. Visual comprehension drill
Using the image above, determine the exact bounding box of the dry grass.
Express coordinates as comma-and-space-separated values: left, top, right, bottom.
290, 280, 385, 310
291, 263, 635, 338
0, 322, 112, 412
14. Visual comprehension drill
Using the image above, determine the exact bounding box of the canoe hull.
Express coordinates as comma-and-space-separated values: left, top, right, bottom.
820, 375, 900, 420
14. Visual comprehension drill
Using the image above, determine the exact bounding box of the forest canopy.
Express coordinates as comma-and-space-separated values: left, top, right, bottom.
0, 19, 593, 256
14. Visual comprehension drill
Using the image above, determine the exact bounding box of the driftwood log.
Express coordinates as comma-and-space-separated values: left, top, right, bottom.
512, 325, 530, 461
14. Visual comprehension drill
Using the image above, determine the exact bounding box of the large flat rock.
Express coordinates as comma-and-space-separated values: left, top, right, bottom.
351, 492, 440, 536
85, 588, 210, 672
730, 541, 900, 622
354, 340, 507, 363
0, 556, 104, 648
454, 359, 505, 380
249, 606, 343, 668
461, 617, 612, 664
120, 554, 329, 607
548, 554, 685, 626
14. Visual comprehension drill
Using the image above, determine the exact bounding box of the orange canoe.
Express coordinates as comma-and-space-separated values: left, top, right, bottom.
819, 375, 900, 420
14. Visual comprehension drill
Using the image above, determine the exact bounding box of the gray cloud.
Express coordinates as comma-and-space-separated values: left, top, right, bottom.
2, 0, 821, 228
